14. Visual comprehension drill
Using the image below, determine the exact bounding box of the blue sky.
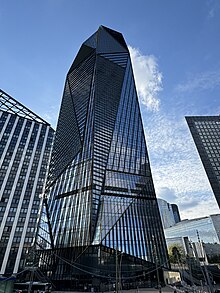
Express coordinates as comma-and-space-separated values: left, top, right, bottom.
1, 0, 220, 219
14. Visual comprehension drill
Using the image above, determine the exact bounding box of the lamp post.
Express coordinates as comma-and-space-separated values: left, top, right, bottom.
196, 231, 214, 293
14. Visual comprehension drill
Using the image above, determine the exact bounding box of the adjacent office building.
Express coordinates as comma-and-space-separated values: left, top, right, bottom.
164, 214, 220, 244
171, 203, 181, 224
157, 199, 181, 229
36, 26, 168, 289
186, 116, 220, 208
165, 214, 220, 261
0, 89, 54, 276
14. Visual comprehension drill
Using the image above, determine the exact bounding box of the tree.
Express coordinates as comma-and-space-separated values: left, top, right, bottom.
168, 244, 185, 264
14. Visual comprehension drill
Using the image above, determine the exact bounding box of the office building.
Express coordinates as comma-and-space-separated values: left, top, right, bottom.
36, 26, 168, 290
164, 214, 220, 244
0, 89, 54, 276
165, 214, 220, 262
186, 116, 220, 208
157, 198, 181, 229
171, 204, 181, 224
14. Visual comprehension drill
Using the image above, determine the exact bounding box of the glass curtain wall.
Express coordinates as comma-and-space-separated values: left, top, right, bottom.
36, 26, 168, 290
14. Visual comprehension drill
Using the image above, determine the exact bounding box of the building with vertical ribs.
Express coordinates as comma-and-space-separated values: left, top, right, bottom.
37, 26, 168, 290
186, 116, 220, 208
0, 89, 54, 277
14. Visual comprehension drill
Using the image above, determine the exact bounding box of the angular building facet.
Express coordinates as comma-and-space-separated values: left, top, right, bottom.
0, 89, 54, 276
37, 26, 168, 289
186, 116, 220, 208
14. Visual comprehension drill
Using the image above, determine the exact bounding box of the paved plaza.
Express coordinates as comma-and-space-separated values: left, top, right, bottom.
52, 287, 183, 293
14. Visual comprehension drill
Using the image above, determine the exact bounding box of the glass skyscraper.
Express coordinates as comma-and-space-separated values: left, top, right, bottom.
157, 199, 181, 229
37, 26, 168, 290
186, 116, 220, 208
171, 204, 181, 224
0, 89, 54, 277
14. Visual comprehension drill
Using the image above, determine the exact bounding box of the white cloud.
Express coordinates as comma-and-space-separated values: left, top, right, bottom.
176, 70, 220, 93
128, 44, 220, 220
143, 112, 219, 219
157, 187, 177, 202
154, 159, 211, 198
207, 0, 220, 19
179, 197, 219, 220
128, 46, 162, 112
208, 8, 215, 18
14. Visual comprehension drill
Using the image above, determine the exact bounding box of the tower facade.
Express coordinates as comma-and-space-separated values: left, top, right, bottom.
171, 204, 181, 223
186, 116, 220, 208
37, 26, 168, 289
0, 89, 54, 276
157, 198, 179, 229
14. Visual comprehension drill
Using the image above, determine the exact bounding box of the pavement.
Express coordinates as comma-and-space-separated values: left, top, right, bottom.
52, 284, 219, 293
52, 286, 184, 293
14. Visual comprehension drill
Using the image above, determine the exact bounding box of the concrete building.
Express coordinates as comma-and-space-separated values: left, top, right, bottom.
0, 89, 54, 276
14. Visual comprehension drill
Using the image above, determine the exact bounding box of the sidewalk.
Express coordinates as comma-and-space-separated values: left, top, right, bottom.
52, 286, 179, 293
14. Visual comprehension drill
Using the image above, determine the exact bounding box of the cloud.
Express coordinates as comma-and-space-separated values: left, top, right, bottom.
208, 8, 215, 18
178, 199, 200, 210
180, 197, 219, 220
206, 0, 220, 19
145, 114, 190, 157
143, 112, 219, 219
128, 46, 162, 112
158, 187, 177, 203
175, 70, 220, 93
153, 158, 212, 200
128, 44, 220, 220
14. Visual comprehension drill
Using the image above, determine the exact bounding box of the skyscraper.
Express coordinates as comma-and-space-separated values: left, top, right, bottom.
171, 204, 181, 223
0, 89, 54, 277
37, 26, 168, 290
186, 116, 220, 208
157, 199, 181, 229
